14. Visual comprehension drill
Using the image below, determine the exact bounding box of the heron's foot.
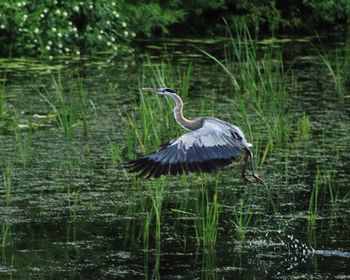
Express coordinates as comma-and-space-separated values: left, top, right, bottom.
242, 175, 254, 183
242, 173, 266, 185
252, 174, 267, 186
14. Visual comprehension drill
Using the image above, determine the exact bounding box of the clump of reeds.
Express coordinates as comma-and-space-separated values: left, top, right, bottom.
201, 19, 297, 167
320, 44, 350, 98
40, 73, 92, 139
295, 114, 312, 143
307, 162, 340, 225
13, 118, 33, 167
308, 168, 321, 226
194, 186, 220, 249
0, 75, 6, 120
231, 198, 253, 240
1, 162, 12, 207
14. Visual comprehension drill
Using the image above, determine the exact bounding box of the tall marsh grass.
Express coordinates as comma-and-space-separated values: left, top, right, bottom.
142, 180, 166, 251
40, 74, 92, 139
295, 114, 311, 142
147, 180, 165, 249
0, 76, 6, 119
124, 57, 194, 158
1, 163, 12, 207
202, 20, 296, 167
40, 75, 78, 139
231, 198, 253, 240
320, 45, 350, 98
308, 168, 321, 226
307, 163, 340, 225
14, 119, 32, 167
194, 186, 220, 249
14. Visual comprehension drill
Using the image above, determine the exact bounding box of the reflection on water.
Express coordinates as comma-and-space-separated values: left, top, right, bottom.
0, 36, 350, 279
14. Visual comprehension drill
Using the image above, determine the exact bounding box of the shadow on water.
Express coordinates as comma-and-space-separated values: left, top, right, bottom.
0, 34, 350, 279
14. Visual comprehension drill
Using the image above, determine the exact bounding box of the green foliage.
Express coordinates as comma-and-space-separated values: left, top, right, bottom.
303, 0, 350, 25
194, 191, 220, 249
320, 45, 350, 98
0, 0, 134, 56
124, 2, 185, 36
234, 0, 285, 32
126, 57, 193, 156
0, 0, 349, 56
1, 162, 12, 207
0, 0, 187, 56
295, 114, 311, 142
231, 198, 253, 240
40, 73, 92, 139
14, 119, 33, 167
233, 0, 350, 32
0, 78, 6, 119
203, 20, 296, 166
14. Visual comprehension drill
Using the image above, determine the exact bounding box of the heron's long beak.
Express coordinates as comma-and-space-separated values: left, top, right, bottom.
142, 88, 156, 93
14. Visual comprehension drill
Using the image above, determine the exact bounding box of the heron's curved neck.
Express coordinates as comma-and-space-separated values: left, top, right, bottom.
169, 93, 199, 130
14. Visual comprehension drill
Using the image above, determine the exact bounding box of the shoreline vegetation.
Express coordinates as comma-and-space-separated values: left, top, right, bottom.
0, 0, 349, 57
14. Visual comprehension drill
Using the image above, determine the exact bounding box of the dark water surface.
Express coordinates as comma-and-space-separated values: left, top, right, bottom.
1, 37, 350, 279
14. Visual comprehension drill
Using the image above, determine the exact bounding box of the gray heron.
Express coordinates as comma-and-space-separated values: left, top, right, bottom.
126, 87, 264, 183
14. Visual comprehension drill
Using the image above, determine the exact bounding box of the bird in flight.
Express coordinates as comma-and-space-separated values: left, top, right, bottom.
126, 87, 264, 183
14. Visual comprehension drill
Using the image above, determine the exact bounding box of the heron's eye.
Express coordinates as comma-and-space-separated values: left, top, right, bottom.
165, 88, 176, 93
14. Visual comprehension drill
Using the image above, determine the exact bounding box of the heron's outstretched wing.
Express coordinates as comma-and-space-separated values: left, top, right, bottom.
126, 119, 250, 179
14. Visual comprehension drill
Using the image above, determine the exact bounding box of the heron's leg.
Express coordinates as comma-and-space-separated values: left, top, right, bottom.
248, 152, 266, 185
241, 154, 248, 177
241, 154, 253, 182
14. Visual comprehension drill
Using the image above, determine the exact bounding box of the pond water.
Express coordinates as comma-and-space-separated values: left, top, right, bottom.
0, 36, 350, 279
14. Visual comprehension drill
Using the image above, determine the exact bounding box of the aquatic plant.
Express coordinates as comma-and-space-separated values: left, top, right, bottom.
1, 163, 12, 207
202, 20, 296, 166
308, 168, 321, 226
40, 74, 77, 139
194, 185, 220, 249
40, 74, 93, 139
295, 114, 312, 142
1, 224, 10, 248
13, 119, 32, 167
201, 250, 217, 280
231, 198, 253, 240
144, 180, 165, 250
320, 45, 350, 98
77, 77, 91, 137
0, 75, 6, 119
324, 168, 339, 216
125, 57, 193, 155
143, 211, 151, 251
110, 142, 123, 165
66, 185, 80, 221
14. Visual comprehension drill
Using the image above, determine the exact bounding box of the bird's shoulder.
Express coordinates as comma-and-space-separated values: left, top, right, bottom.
168, 118, 230, 148
194, 117, 250, 147
199, 117, 238, 132
163, 117, 249, 150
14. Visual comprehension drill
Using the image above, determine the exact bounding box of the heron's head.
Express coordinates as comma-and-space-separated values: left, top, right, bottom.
142, 87, 176, 96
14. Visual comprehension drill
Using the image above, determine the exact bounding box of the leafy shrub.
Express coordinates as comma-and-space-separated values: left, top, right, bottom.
0, 0, 134, 57
303, 0, 350, 26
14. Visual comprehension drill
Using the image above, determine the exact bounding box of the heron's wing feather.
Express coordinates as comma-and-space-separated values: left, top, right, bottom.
127, 119, 247, 178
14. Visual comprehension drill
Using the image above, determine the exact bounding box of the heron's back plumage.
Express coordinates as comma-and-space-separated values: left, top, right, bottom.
126, 118, 252, 179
